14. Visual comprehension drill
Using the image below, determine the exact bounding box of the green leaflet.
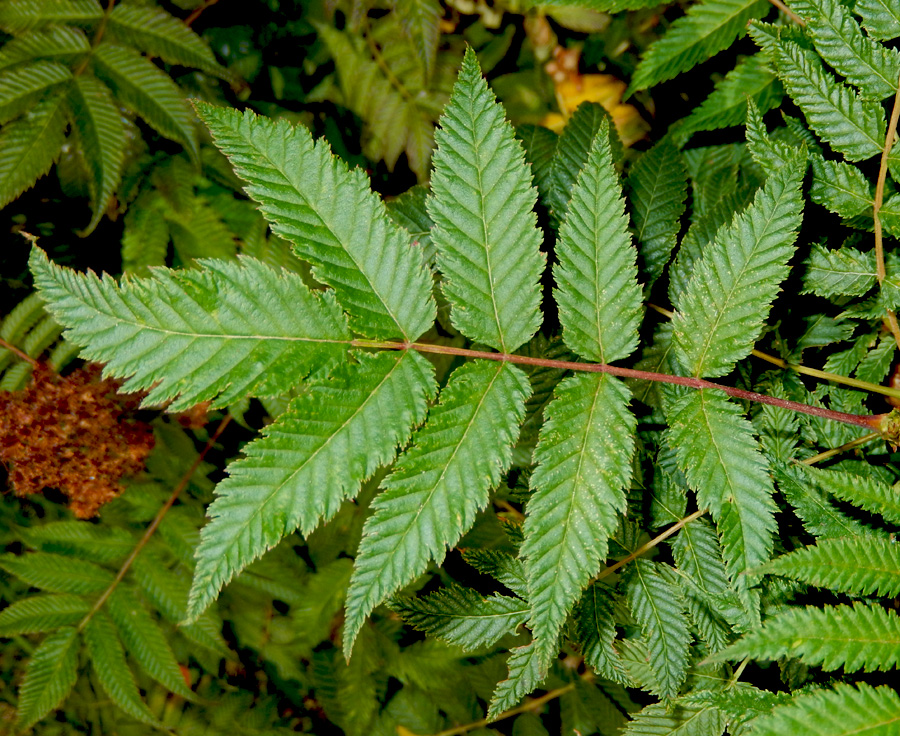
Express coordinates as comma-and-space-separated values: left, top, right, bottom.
714, 602, 900, 672
804, 466, 900, 524
555, 121, 642, 363
461, 549, 529, 599
749, 683, 900, 736
751, 23, 885, 161
854, 0, 900, 40
196, 104, 436, 341
0, 59, 71, 124
186, 351, 435, 620
68, 74, 126, 234
522, 373, 635, 663
0, 0, 103, 33
516, 123, 558, 208
106, 3, 233, 80
547, 102, 620, 226
673, 146, 804, 378
668, 391, 777, 585
573, 583, 630, 685
627, 138, 688, 284
91, 43, 199, 162
758, 537, 900, 597
0, 551, 114, 594
625, 560, 691, 700
30, 249, 351, 411
343, 360, 530, 656
392, 0, 441, 80
488, 642, 546, 720
0, 594, 90, 636
803, 244, 876, 297
83, 610, 160, 725
428, 48, 544, 353
790, 0, 900, 101
622, 698, 727, 736
629, 0, 769, 93
0, 24, 90, 70
809, 153, 873, 218
392, 585, 529, 650
16, 627, 80, 730
106, 586, 197, 700
676, 53, 783, 140
0, 93, 67, 208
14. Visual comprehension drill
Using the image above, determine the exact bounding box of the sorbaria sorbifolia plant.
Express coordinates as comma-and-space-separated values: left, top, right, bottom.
12, 0, 900, 727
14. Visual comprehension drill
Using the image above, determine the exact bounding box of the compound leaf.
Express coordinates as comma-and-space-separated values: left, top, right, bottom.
713, 602, 900, 672
758, 537, 900, 597
749, 683, 900, 736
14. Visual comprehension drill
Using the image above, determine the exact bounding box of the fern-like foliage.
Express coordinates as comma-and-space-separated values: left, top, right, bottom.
21, 23, 900, 730
0, 0, 231, 231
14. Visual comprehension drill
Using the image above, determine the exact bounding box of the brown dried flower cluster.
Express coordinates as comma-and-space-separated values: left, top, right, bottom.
0, 363, 155, 518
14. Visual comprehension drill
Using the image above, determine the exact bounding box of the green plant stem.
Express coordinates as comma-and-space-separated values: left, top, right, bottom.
74, 0, 116, 76
800, 432, 880, 465
593, 508, 708, 584
647, 302, 900, 400
425, 683, 577, 736
351, 339, 883, 432
873, 70, 900, 350
76, 414, 232, 633
0, 336, 37, 367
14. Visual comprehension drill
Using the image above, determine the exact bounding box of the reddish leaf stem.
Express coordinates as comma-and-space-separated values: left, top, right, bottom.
0, 336, 38, 367
352, 339, 883, 431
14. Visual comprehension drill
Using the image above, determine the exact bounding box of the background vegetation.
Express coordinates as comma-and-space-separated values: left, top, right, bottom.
2, 0, 900, 733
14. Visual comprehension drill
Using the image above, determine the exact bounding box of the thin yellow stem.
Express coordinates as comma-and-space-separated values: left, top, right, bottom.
873, 71, 900, 350
594, 508, 708, 584
424, 684, 576, 736
74, 0, 115, 76
77, 415, 232, 633
767, 0, 805, 24
799, 432, 879, 465
647, 303, 900, 400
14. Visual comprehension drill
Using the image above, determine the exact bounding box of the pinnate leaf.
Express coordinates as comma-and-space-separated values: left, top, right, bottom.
523, 373, 635, 662
758, 537, 900, 597
428, 48, 544, 353
668, 391, 777, 584
714, 602, 900, 672
554, 122, 642, 363
0, 94, 67, 208
392, 585, 528, 650
30, 248, 351, 411
629, 0, 769, 92
187, 351, 435, 620
673, 147, 804, 378
197, 104, 436, 341
343, 360, 530, 656
749, 683, 900, 736
0, 594, 90, 636
83, 610, 160, 725
626, 560, 691, 699
16, 627, 80, 730
68, 74, 126, 234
